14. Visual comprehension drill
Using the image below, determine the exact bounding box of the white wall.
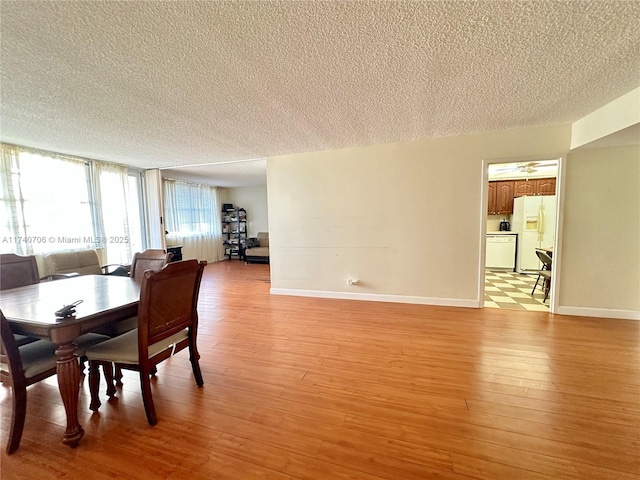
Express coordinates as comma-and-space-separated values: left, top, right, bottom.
222, 185, 269, 237
267, 124, 571, 306
558, 145, 640, 318
571, 87, 640, 149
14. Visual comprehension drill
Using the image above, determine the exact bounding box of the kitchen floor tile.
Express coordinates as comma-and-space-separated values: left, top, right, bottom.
522, 303, 551, 311
484, 269, 549, 312
488, 295, 518, 303
497, 302, 526, 310
505, 291, 531, 298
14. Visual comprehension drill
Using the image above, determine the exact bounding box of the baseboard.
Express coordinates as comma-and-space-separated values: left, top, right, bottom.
557, 306, 640, 321
270, 288, 479, 308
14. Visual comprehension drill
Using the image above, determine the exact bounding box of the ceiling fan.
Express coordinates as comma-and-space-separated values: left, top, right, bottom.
491, 161, 556, 174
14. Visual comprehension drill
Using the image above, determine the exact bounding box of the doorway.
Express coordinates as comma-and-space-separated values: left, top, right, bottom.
481, 158, 563, 312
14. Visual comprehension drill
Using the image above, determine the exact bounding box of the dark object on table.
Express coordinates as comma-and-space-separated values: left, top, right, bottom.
55, 300, 83, 318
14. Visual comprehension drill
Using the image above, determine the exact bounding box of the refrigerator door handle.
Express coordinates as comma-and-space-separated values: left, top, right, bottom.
537, 205, 546, 242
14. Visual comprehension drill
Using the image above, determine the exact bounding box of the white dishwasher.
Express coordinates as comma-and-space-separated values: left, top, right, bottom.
486, 234, 517, 270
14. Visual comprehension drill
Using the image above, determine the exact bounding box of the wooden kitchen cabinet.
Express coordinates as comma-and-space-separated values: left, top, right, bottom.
513, 178, 556, 197
487, 181, 514, 215
495, 181, 514, 214
537, 177, 556, 195
487, 182, 497, 215
514, 179, 537, 197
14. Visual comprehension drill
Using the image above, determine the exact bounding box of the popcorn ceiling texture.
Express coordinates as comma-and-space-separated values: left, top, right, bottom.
1, 1, 639, 171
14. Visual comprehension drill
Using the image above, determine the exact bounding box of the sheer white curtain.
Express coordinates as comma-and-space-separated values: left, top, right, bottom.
0, 145, 22, 253
163, 178, 224, 263
0, 144, 94, 255
92, 161, 133, 265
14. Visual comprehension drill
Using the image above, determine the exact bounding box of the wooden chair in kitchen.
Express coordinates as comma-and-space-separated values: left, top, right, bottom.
85, 259, 206, 425
0, 311, 110, 454
531, 249, 552, 302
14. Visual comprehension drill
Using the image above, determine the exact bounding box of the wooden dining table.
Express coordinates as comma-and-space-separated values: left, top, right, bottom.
0, 274, 141, 447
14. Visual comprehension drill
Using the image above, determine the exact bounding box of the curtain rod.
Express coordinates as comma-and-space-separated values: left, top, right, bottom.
1, 142, 143, 172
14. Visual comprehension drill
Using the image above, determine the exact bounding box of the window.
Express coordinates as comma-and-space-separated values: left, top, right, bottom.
163, 178, 224, 262
0, 144, 146, 264
1, 148, 94, 255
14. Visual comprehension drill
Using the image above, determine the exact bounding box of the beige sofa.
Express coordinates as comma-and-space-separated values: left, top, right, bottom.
244, 232, 269, 264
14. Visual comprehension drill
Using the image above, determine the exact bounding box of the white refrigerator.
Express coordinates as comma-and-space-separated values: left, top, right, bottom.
512, 195, 556, 273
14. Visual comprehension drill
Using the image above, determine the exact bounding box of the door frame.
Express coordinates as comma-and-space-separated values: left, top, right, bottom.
479, 154, 566, 314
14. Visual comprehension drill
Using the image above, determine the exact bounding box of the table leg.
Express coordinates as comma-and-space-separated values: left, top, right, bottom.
55, 342, 84, 447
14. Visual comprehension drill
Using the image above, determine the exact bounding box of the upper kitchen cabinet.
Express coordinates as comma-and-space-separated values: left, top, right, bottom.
488, 181, 514, 215
536, 178, 556, 195
514, 178, 556, 197
514, 180, 537, 197
487, 182, 496, 215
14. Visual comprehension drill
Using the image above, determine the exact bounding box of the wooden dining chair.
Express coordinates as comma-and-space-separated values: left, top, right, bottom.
103, 249, 172, 386
0, 254, 43, 347
86, 259, 206, 425
0, 253, 40, 290
0, 312, 110, 453
129, 249, 173, 282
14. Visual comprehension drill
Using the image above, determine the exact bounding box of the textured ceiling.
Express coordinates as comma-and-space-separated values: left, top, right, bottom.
161, 159, 267, 188
1, 1, 639, 186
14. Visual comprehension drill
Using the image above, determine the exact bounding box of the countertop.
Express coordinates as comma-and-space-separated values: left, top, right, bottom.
486, 231, 517, 235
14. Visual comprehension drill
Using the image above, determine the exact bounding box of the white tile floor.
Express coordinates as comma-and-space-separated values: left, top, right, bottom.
484, 269, 549, 311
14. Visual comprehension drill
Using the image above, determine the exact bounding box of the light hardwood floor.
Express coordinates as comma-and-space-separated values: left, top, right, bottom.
2, 261, 639, 479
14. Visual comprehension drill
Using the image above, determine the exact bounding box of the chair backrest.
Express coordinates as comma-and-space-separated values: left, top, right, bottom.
1, 311, 57, 383
0, 254, 40, 291
257, 232, 269, 247
130, 249, 173, 282
535, 250, 553, 269
0, 311, 24, 386
137, 260, 206, 358
44, 249, 103, 276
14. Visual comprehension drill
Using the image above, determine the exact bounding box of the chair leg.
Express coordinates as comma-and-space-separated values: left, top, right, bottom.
531, 274, 541, 295
88, 361, 101, 412
103, 363, 116, 398
7, 384, 27, 454
543, 279, 550, 302
189, 345, 204, 387
140, 368, 157, 426
114, 364, 124, 386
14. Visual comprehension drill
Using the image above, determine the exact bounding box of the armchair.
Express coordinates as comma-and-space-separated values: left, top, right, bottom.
42, 249, 127, 279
